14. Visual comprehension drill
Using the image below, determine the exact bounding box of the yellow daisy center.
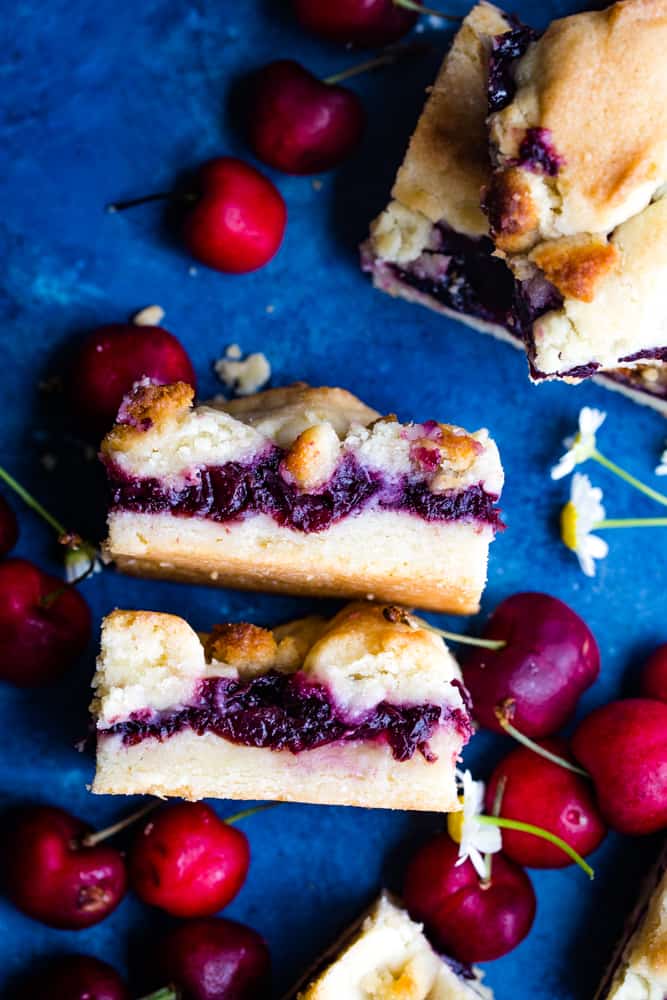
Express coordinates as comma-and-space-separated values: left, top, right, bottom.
446, 796, 465, 843
561, 501, 579, 551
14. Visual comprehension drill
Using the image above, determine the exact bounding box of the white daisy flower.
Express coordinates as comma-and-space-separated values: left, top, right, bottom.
448, 769, 502, 879
551, 407, 606, 480
656, 445, 667, 477
560, 473, 609, 578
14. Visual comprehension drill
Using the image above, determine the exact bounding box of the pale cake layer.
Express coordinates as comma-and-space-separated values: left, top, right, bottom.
105, 510, 494, 614
93, 727, 464, 811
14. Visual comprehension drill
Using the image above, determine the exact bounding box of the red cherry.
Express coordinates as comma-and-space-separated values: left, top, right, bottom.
248, 61, 365, 175
26, 955, 129, 1000
69, 323, 196, 439
293, 0, 421, 47
4, 805, 127, 929
0, 558, 91, 687
0, 493, 19, 557
182, 158, 286, 274
157, 918, 270, 1000
463, 593, 600, 737
640, 644, 667, 703
403, 834, 536, 962
485, 741, 607, 868
129, 802, 250, 918
572, 698, 667, 835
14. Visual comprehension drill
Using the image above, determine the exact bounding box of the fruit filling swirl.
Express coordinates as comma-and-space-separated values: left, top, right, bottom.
98, 670, 472, 762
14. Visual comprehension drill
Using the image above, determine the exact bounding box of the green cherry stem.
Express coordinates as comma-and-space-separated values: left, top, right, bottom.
383, 607, 506, 650
394, 0, 462, 20
595, 517, 667, 529
0, 465, 66, 536
323, 43, 427, 86
494, 704, 589, 778
483, 775, 507, 885
591, 449, 667, 508
478, 816, 594, 880
138, 989, 177, 1000
223, 802, 280, 825
79, 800, 160, 848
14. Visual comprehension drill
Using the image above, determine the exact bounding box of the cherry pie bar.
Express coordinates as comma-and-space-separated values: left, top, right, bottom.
101, 381, 504, 614
362, 1, 667, 412
286, 894, 493, 1000
91, 603, 473, 812
595, 841, 667, 999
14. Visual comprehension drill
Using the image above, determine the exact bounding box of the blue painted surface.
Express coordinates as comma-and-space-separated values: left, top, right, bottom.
1, 1, 666, 996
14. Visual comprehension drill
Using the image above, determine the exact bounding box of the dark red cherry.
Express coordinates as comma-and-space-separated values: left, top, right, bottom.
293, 0, 421, 47
129, 802, 250, 918
485, 740, 607, 868
0, 493, 19, 556
0, 558, 91, 686
403, 834, 536, 962
157, 918, 270, 1000
463, 593, 600, 737
69, 323, 196, 439
26, 955, 129, 1000
572, 698, 667, 835
183, 158, 286, 274
248, 61, 365, 175
640, 644, 667, 703
4, 805, 127, 929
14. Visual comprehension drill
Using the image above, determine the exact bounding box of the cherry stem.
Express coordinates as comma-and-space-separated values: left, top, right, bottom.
79, 799, 159, 848
494, 705, 589, 778
383, 606, 506, 650
0, 464, 66, 536
478, 816, 594, 879
483, 775, 507, 885
106, 191, 197, 213
592, 449, 667, 508
393, 0, 461, 20
138, 989, 178, 1000
323, 43, 426, 86
224, 801, 279, 826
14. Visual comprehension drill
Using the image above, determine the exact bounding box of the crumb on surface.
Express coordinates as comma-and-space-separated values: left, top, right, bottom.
225, 343, 242, 360
132, 305, 165, 327
214, 350, 272, 396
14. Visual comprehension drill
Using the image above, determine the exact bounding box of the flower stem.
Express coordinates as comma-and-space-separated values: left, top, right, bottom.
79, 800, 159, 848
478, 816, 594, 879
224, 802, 279, 826
494, 704, 589, 778
382, 607, 506, 650
0, 465, 66, 535
393, 0, 461, 19
592, 449, 667, 508
596, 517, 667, 529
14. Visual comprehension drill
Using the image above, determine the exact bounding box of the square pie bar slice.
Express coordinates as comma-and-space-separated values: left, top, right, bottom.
362, 2, 667, 414
101, 381, 504, 614
91, 603, 473, 812
285, 894, 493, 1000
595, 841, 667, 999
485, 0, 667, 381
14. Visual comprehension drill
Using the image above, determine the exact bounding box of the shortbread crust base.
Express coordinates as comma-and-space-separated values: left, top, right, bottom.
93, 727, 463, 812
105, 509, 495, 614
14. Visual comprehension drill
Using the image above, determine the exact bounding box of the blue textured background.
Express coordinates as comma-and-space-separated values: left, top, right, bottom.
1, 2, 666, 997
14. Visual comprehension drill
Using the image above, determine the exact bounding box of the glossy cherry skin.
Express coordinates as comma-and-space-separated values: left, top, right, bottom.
572, 698, 667, 835
403, 834, 536, 962
129, 802, 250, 918
640, 644, 667, 703
0, 494, 19, 557
248, 61, 365, 175
26, 955, 129, 1000
485, 740, 607, 868
158, 918, 270, 1000
69, 323, 196, 439
463, 593, 600, 737
183, 158, 286, 274
293, 0, 421, 47
4, 805, 127, 929
0, 558, 91, 687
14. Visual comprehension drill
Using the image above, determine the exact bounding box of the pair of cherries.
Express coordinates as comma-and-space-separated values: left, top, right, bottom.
109, 1, 433, 274
7, 802, 268, 1000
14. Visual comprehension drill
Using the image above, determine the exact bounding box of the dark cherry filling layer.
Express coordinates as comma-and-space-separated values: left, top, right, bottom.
516, 127, 564, 176
105, 447, 502, 534
487, 23, 538, 113
100, 671, 472, 762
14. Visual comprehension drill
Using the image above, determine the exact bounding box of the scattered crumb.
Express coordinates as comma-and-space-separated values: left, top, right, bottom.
266, 304, 275, 314
41, 453, 57, 472
210, 570, 219, 581
311, 179, 323, 192
225, 343, 242, 360
214, 349, 271, 397
133, 305, 165, 327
